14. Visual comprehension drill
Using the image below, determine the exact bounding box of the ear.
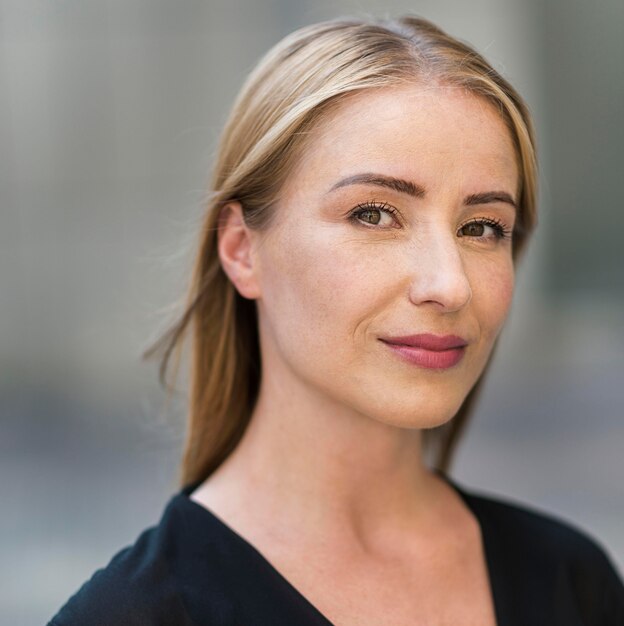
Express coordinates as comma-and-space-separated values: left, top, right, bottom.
217, 202, 261, 300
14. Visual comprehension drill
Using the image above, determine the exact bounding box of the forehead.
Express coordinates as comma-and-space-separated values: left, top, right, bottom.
286, 84, 519, 195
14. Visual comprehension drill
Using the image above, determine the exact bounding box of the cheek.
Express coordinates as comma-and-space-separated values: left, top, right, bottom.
470, 255, 515, 337
262, 225, 388, 348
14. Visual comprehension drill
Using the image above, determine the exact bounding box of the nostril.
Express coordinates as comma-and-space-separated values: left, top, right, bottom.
407, 252, 472, 311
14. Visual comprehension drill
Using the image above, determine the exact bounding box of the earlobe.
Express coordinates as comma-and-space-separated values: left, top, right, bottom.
217, 202, 261, 300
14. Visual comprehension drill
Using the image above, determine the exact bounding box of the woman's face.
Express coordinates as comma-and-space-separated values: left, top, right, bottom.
250, 84, 518, 429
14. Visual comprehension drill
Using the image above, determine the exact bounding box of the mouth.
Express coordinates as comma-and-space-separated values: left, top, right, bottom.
378, 334, 468, 370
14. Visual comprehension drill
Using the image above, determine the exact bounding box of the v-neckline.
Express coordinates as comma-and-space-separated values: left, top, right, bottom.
180, 471, 504, 626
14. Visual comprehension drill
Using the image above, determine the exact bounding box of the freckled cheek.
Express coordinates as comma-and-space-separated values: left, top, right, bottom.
269, 238, 384, 341
471, 260, 515, 337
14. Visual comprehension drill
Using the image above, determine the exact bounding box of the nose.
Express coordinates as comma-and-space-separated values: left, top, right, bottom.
407, 232, 472, 312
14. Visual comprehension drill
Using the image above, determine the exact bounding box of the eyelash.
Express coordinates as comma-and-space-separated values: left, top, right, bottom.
348, 201, 513, 241
349, 201, 401, 227
458, 216, 513, 241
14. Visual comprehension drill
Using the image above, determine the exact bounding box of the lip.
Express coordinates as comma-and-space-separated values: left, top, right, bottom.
380, 333, 468, 350
379, 334, 468, 370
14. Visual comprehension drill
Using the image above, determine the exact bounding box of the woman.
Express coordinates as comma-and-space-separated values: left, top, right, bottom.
48, 16, 624, 626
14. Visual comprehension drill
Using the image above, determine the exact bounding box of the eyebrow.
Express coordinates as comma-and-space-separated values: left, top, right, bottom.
464, 191, 517, 211
328, 172, 517, 210
328, 173, 425, 198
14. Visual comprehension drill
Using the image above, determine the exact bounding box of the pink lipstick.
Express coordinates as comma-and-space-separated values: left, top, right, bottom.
379, 333, 467, 370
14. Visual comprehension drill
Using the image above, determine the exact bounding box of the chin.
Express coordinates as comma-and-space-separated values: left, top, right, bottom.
357, 389, 467, 431
376, 410, 458, 431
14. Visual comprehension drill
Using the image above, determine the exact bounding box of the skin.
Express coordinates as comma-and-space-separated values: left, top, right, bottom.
193, 84, 518, 583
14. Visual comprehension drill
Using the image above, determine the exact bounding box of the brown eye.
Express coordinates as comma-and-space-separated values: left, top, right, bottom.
359, 209, 382, 224
457, 217, 511, 241
349, 202, 400, 228
461, 223, 485, 237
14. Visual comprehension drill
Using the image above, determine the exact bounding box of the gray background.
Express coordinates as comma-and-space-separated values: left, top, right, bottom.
1, 1, 623, 624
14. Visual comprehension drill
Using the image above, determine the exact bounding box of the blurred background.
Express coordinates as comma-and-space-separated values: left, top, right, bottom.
1, 1, 622, 624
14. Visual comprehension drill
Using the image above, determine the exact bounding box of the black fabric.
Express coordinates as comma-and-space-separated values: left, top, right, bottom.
47, 472, 624, 625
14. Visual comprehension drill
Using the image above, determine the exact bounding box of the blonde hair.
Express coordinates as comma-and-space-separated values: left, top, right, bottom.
144, 16, 538, 488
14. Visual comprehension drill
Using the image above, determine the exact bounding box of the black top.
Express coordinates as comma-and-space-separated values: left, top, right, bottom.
48, 472, 624, 625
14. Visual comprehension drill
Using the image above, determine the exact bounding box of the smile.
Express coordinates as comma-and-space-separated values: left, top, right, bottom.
379, 338, 467, 370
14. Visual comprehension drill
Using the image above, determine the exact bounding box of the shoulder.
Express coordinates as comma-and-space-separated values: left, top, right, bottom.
47, 496, 196, 626
460, 483, 624, 622
465, 485, 617, 567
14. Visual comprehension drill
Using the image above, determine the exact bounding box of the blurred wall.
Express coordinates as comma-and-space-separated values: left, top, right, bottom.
1, 1, 622, 624
542, 0, 624, 294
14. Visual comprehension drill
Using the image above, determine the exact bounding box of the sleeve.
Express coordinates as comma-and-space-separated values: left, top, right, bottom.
45, 528, 195, 626
556, 533, 624, 626
597, 548, 624, 625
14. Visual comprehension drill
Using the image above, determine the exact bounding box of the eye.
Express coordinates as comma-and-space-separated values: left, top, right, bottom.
348, 201, 400, 228
457, 217, 512, 242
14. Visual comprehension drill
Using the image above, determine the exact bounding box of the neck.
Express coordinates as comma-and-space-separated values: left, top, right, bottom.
197, 360, 442, 555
